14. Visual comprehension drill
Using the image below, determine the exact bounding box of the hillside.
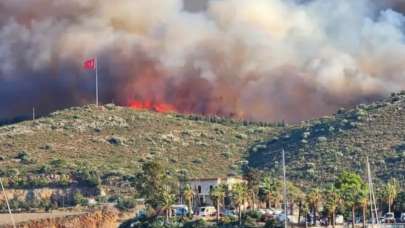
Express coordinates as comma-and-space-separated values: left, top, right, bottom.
0, 92, 404, 193
0, 104, 280, 183
249, 91, 405, 187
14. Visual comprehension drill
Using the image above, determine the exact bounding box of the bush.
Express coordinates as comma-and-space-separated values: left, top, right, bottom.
264, 219, 281, 228
183, 219, 209, 228
75, 168, 100, 187
16, 151, 29, 161
116, 197, 137, 211
245, 210, 262, 220
38, 165, 51, 174
96, 196, 107, 203
222, 215, 238, 224
73, 191, 87, 206
16, 151, 33, 164
244, 215, 259, 228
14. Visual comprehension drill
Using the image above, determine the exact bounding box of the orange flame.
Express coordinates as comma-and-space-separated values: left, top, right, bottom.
129, 100, 176, 113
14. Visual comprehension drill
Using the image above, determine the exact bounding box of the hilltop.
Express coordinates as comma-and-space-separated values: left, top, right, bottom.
0, 104, 280, 182
249, 91, 405, 187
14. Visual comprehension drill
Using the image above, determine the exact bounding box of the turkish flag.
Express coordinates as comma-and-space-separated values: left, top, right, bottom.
83, 58, 95, 70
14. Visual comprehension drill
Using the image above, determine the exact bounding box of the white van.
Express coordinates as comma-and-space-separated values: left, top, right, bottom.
196, 206, 217, 217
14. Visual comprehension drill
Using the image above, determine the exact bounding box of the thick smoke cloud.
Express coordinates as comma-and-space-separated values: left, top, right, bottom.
0, 0, 404, 122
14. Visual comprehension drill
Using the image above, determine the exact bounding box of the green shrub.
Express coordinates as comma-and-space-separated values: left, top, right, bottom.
244, 215, 259, 227
116, 197, 137, 211
245, 210, 262, 220
73, 191, 87, 206
183, 219, 208, 228
75, 168, 100, 187
264, 219, 281, 228
38, 165, 51, 174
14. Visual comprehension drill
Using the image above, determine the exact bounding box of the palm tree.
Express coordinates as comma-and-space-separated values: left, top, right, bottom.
287, 182, 304, 216
295, 191, 307, 225
244, 168, 261, 210
161, 188, 176, 223
210, 184, 226, 223
306, 188, 322, 225
183, 184, 194, 217
358, 193, 368, 228
232, 182, 248, 226
261, 176, 281, 208
323, 187, 342, 228
384, 178, 400, 213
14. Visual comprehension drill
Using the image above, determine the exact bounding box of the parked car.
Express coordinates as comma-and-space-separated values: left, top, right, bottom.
379, 216, 385, 223
383, 212, 396, 224
401, 213, 405, 223
196, 206, 217, 217
335, 215, 344, 225
171, 204, 191, 216
272, 209, 283, 215
276, 213, 292, 222
219, 209, 238, 218
221, 209, 237, 217
320, 217, 329, 226
259, 209, 275, 222
258, 208, 274, 215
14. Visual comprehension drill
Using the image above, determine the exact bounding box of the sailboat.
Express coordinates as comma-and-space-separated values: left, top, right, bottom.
366, 156, 380, 228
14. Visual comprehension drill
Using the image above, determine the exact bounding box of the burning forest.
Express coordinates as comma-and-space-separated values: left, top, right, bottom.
0, 0, 405, 122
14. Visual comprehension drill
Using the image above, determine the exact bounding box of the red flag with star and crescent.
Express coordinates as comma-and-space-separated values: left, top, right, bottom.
83, 58, 96, 70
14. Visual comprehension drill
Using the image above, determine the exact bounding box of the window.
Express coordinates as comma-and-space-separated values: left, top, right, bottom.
198, 185, 202, 193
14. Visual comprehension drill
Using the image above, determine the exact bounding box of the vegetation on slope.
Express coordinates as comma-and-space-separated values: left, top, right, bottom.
0, 91, 404, 194
0, 104, 281, 189
248, 91, 405, 187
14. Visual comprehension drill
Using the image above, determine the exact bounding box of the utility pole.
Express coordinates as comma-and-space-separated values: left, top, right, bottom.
282, 148, 288, 228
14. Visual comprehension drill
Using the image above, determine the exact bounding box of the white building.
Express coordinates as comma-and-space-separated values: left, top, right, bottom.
185, 176, 244, 206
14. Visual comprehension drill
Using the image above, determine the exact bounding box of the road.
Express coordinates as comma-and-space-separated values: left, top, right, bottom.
0, 211, 85, 226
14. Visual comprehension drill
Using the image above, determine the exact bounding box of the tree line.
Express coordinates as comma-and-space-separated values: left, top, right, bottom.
127, 161, 404, 227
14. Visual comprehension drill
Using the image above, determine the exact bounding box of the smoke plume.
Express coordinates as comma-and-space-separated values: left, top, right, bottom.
0, 0, 404, 122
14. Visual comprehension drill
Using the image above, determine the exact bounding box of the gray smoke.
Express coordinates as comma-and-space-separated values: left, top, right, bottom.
0, 0, 404, 122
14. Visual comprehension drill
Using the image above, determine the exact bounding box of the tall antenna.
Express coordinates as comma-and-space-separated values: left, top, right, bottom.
0, 178, 16, 228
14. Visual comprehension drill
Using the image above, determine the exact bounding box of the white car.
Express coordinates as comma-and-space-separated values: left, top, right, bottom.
335, 215, 344, 224
401, 213, 405, 223
258, 208, 274, 215
272, 209, 283, 215
196, 206, 217, 217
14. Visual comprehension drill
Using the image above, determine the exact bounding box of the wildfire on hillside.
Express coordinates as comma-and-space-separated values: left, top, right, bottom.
129, 100, 176, 113
0, 0, 404, 122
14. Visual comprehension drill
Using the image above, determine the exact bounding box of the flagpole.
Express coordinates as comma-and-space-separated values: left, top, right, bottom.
95, 57, 99, 106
